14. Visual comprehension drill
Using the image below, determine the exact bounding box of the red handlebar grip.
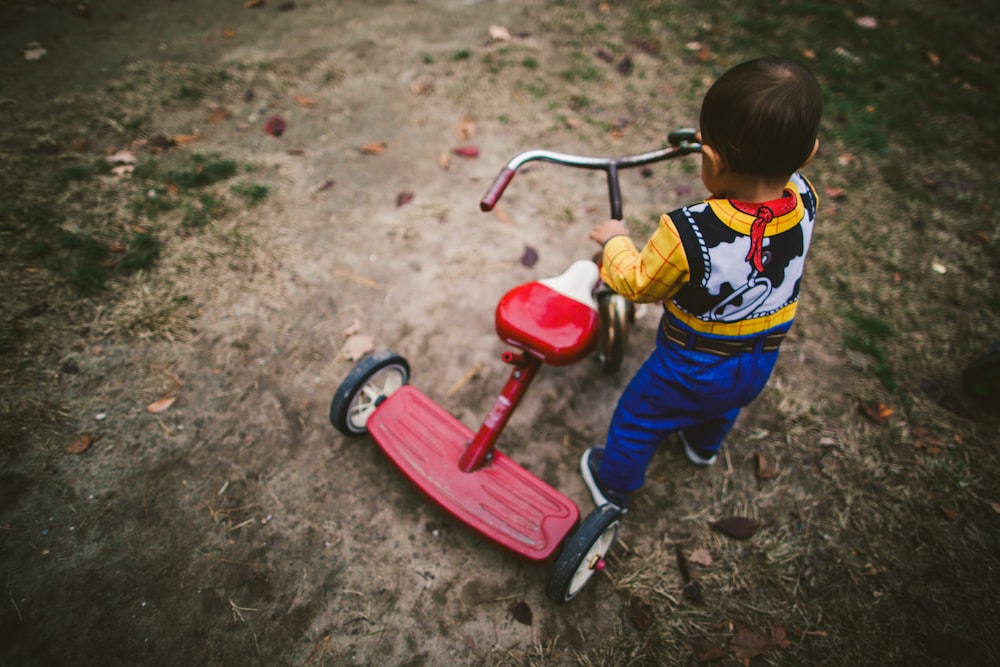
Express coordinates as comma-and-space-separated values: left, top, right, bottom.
480, 167, 516, 211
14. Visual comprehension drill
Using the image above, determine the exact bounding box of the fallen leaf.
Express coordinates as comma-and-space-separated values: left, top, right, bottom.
396, 192, 414, 207
824, 185, 846, 199
507, 600, 532, 625
520, 245, 539, 267
858, 401, 893, 424
696, 646, 727, 662
205, 108, 232, 122
23, 43, 47, 61
711, 516, 760, 540
729, 623, 789, 661
688, 548, 713, 566
173, 133, 198, 144
437, 151, 451, 170
629, 597, 654, 632
455, 117, 476, 140
66, 433, 101, 454
410, 81, 434, 95
991, 501, 1000, 514
147, 396, 177, 414
675, 546, 704, 603
756, 453, 777, 480
452, 146, 480, 158
837, 152, 856, 166
244, 0, 265, 7
801, 48, 816, 60
111, 165, 134, 177
488, 25, 512, 41
939, 505, 958, 522
927, 50, 941, 65
340, 334, 374, 361
931, 261, 947, 274
855, 16, 879, 29
361, 141, 387, 155
223, 29, 238, 38
294, 94, 317, 107
105, 150, 137, 164
264, 115, 287, 137
494, 207, 512, 224
316, 179, 334, 192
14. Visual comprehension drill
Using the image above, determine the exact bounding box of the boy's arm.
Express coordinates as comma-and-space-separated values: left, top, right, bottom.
591, 214, 690, 303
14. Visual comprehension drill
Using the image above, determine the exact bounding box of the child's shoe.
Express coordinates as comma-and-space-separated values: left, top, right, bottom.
580, 446, 629, 511
679, 431, 718, 466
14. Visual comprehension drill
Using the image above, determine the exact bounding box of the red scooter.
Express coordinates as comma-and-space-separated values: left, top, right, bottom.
330, 130, 701, 601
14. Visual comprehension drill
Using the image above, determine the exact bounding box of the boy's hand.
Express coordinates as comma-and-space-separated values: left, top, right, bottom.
589, 219, 629, 245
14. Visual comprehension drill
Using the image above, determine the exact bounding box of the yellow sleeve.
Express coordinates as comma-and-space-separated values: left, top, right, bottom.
599, 213, 690, 303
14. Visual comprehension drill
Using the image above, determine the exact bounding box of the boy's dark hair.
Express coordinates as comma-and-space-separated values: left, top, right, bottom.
699, 56, 822, 178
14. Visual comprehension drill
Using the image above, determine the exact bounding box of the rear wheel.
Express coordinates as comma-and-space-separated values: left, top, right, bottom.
596, 290, 633, 373
330, 351, 410, 435
546, 504, 622, 603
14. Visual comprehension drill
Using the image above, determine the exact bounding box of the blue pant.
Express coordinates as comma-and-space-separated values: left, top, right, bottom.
599, 316, 783, 492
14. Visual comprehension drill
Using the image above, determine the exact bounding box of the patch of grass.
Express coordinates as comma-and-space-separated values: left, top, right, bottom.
115, 233, 161, 274
167, 155, 238, 189
521, 57, 538, 70
230, 182, 269, 207
843, 311, 898, 391
450, 49, 471, 62
560, 53, 602, 83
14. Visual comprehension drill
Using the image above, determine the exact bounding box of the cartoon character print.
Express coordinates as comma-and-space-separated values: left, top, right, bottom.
669, 183, 812, 326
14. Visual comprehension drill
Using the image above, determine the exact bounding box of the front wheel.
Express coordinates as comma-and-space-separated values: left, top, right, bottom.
546, 503, 622, 603
330, 350, 410, 436
596, 290, 633, 373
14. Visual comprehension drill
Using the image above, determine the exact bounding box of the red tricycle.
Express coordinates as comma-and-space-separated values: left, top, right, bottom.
330, 129, 701, 602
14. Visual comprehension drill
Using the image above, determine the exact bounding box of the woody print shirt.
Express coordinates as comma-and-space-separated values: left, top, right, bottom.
599, 173, 819, 337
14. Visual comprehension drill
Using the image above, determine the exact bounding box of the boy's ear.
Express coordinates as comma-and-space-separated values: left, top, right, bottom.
801, 139, 820, 168
701, 143, 726, 176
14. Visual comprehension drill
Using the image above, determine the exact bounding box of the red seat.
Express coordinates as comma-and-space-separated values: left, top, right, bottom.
495, 263, 600, 366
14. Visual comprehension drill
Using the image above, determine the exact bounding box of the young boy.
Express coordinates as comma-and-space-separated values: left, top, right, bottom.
582, 55, 822, 511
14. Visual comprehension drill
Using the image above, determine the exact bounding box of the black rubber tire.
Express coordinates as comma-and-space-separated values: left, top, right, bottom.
596, 291, 632, 373
546, 503, 622, 603
329, 350, 410, 436
961, 341, 1000, 405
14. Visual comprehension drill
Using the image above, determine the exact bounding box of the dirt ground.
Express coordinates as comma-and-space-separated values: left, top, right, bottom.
2, 1, 998, 665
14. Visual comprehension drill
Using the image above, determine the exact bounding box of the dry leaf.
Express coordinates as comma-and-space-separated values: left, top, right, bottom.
697, 646, 727, 662
858, 401, 893, 424
939, 505, 958, 522
223, 29, 238, 38
455, 117, 476, 140
340, 334, 374, 361
824, 185, 846, 199
855, 16, 879, 29
711, 516, 760, 540
801, 49, 816, 60
437, 151, 451, 170
244, 0, 265, 7
205, 108, 232, 122
173, 134, 198, 145
837, 152, 856, 166
147, 396, 177, 414
66, 433, 100, 454
990, 502, 1000, 514
361, 141, 387, 155
294, 94, 317, 107
688, 548, 713, 566
729, 623, 789, 660
23, 43, 47, 61
629, 598, 654, 632
488, 25, 512, 41
756, 453, 777, 480
105, 150, 137, 164
494, 207, 512, 224
264, 115, 287, 137
507, 600, 532, 625
111, 165, 134, 177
